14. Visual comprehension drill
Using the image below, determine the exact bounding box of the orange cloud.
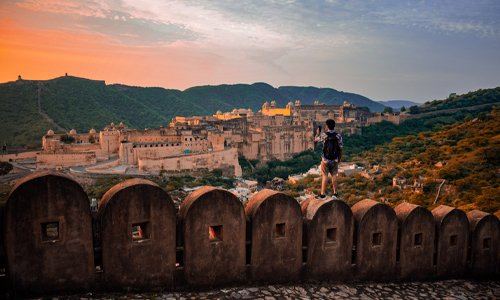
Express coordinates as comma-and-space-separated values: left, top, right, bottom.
0, 18, 224, 89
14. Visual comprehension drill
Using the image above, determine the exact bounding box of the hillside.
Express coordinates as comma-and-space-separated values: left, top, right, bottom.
349, 108, 499, 213
0, 81, 53, 148
277, 86, 385, 112
182, 82, 290, 113
0, 76, 384, 147
378, 100, 420, 109
408, 87, 500, 114
248, 105, 491, 184
286, 108, 499, 214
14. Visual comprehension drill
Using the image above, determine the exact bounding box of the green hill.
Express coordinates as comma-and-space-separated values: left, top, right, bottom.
248, 105, 492, 184
278, 86, 384, 111
2, 75, 498, 149
182, 82, 290, 112
408, 87, 500, 114
346, 107, 500, 213
0, 81, 53, 148
0, 76, 385, 147
282, 106, 499, 214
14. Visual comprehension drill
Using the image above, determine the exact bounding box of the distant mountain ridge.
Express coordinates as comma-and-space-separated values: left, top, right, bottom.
0, 76, 386, 147
378, 100, 420, 109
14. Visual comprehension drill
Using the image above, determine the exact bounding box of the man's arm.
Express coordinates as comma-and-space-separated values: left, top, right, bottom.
338, 148, 342, 163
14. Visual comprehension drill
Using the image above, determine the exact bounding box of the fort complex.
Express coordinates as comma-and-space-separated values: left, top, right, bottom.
36, 100, 406, 174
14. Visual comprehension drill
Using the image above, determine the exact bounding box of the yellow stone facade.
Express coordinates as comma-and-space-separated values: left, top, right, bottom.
37, 100, 379, 172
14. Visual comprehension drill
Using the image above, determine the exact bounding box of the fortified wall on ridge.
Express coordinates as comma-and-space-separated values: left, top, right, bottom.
1, 172, 498, 295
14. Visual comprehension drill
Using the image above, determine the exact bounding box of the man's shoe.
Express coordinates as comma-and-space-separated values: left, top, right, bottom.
333, 193, 339, 200
319, 194, 326, 199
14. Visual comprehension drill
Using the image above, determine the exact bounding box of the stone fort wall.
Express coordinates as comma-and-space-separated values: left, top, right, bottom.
1, 172, 498, 296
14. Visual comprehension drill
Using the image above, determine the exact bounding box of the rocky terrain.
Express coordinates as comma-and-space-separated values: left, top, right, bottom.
48, 280, 499, 299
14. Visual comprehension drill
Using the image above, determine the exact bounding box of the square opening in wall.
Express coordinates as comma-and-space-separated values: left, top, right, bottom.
132, 222, 150, 241
483, 237, 491, 249
209, 225, 223, 242
414, 233, 423, 246
449, 234, 458, 246
41, 221, 59, 242
326, 228, 337, 243
275, 223, 286, 238
372, 232, 382, 246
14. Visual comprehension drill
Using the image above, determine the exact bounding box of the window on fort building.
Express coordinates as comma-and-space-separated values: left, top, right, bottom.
209, 225, 223, 242
372, 232, 382, 246
449, 235, 458, 246
325, 227, 337, 245
41, 221, 59, 242
275, 223, 286, 239
414, 233, 423, 246
483, 237, 491, 249
131, 222, 150, 242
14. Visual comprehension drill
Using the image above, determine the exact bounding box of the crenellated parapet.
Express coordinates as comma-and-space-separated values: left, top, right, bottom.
1, 173, 498, 295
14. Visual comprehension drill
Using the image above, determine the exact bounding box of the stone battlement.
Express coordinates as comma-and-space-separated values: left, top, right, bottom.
1, 172, 498, 296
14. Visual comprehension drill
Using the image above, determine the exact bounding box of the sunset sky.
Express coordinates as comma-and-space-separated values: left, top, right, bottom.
1, 0, 499, 102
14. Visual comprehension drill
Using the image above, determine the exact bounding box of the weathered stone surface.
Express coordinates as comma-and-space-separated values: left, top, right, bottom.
432, 205, 468, 278
4, 171, 94, 294
3, 172, 499, 295
62, 280, 500, 299
394, 202, 435, 280
466, 210, 499, 277
98, 178, 176, 289
246, 189, 302, 282
302, 198, 354, 280
351, 199, 398, 280
179, 186, 246, 285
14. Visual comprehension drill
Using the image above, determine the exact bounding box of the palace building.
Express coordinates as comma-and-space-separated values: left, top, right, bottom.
37, 100, 392, 174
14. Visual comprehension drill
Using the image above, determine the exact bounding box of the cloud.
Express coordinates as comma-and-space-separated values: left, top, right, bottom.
3, 0, 500, 101
361, 1, 500, 37
10, 0, 500, 48
16, 0, 109, 18
12, 0, 196, 45
119, 0, 297, 50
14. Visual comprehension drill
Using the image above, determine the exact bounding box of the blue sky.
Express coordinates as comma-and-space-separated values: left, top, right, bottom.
1, 0, 499, 102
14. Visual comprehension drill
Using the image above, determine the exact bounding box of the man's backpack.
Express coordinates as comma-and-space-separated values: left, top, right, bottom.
323, 132, 340, 161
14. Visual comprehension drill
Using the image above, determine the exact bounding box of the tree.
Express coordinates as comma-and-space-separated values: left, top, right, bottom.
383, 107, 394, 113
409, 105, 420, 114
60, 135, 75, 144
0, 161, 13, 175
212, 169, 223, 177
400, 106, 406, 112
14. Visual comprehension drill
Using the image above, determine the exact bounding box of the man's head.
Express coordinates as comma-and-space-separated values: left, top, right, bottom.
326, 119, 335, 130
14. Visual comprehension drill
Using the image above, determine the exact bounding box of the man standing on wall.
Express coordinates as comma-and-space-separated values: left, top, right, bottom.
314, 119, 343, 199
